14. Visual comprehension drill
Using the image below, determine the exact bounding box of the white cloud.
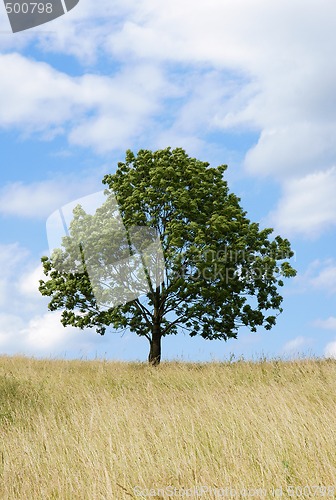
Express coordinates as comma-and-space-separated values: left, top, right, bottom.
0, 313, 25, 349
104, 0, 336, 162
0, 243, 39, 306
104, 0, 336, 232
291, 259, 336, 297
0, 243, 29, 274
244, 124, 336, 179
18, 263, 46, 298
0, 243, 97, 356
282, 336, 311, 355
0, 53, 168, 153
2, 0, 336, 240
132, 1, 336, 245
0, 180, 73, 219
324, 340, 336, 358
310, 264, 336, 294
107, 0, 306, 67
0, 53, 79, 129
0, 0, 132, 59
266, 168, 336, 238
0, 172, 104, 219
2, 1, 336, 167
0, 241, 132, 358
315, 317, 336, 330
0, 243, 43, 311
31, 0, 137, 64
22, 311, 83, 352
0, 309, 94, 355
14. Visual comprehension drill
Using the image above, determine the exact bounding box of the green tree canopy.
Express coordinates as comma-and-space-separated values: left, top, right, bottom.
39, 147, 296, 365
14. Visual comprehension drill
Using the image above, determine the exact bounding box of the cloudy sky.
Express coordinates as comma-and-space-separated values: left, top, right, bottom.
0, 0, 336, 362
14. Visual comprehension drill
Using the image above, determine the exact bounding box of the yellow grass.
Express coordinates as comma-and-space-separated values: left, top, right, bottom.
1, 356, 336, 499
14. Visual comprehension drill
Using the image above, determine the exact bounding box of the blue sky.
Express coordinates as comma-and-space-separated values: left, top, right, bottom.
1, 0, 336, 362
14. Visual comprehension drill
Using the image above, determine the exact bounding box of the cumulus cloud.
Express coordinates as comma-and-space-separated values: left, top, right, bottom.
0, 170, 105, 219
0, 309, 95, 355
266, 168, 336, 238
291, 259, 336, 298
0, 243, 29, 273
244, 124, 336, 179
2, 0, 336, 361
0, 247, 55, 354
0, 0, 134, 59
315, 317, 336, 330
282, 336, 311, 355
17, 262, 46, 298
0, 244, 100, 356
0, 241, 140, 359
31, 0, 138, 64
2, 0, 336, 241
0, 53, 80, 130
0, 180, 73, 219
0, 243, 42, 310
103, 0, 336, 172
0, 53, 168, 153
325, 340, 336, 358
2, 2, 336, 165
0, 313, 25, 349
0, 244, 31, 307
22, 311, 86, 352
310, 263, 336, 294
104, 0, 336, 234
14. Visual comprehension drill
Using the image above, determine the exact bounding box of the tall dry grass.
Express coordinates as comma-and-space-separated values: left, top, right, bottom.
1, 356, 336, 499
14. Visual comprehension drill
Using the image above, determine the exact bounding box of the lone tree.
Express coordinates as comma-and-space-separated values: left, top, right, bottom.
39, 147, 296, 365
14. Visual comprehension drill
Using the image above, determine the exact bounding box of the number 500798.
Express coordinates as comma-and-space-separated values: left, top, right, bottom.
5, 3, 53, 14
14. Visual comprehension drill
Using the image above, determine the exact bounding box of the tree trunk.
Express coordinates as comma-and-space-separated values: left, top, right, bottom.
148, 323, 161, 366
148, 286, 162, 366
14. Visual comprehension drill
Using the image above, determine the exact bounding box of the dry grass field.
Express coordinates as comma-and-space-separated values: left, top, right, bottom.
1, 355, 336, 499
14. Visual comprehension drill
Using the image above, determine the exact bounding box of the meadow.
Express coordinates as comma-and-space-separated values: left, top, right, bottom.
1, 355, 336, 499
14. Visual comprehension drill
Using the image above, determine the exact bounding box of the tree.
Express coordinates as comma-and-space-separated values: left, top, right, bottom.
39, 147, 296, 365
